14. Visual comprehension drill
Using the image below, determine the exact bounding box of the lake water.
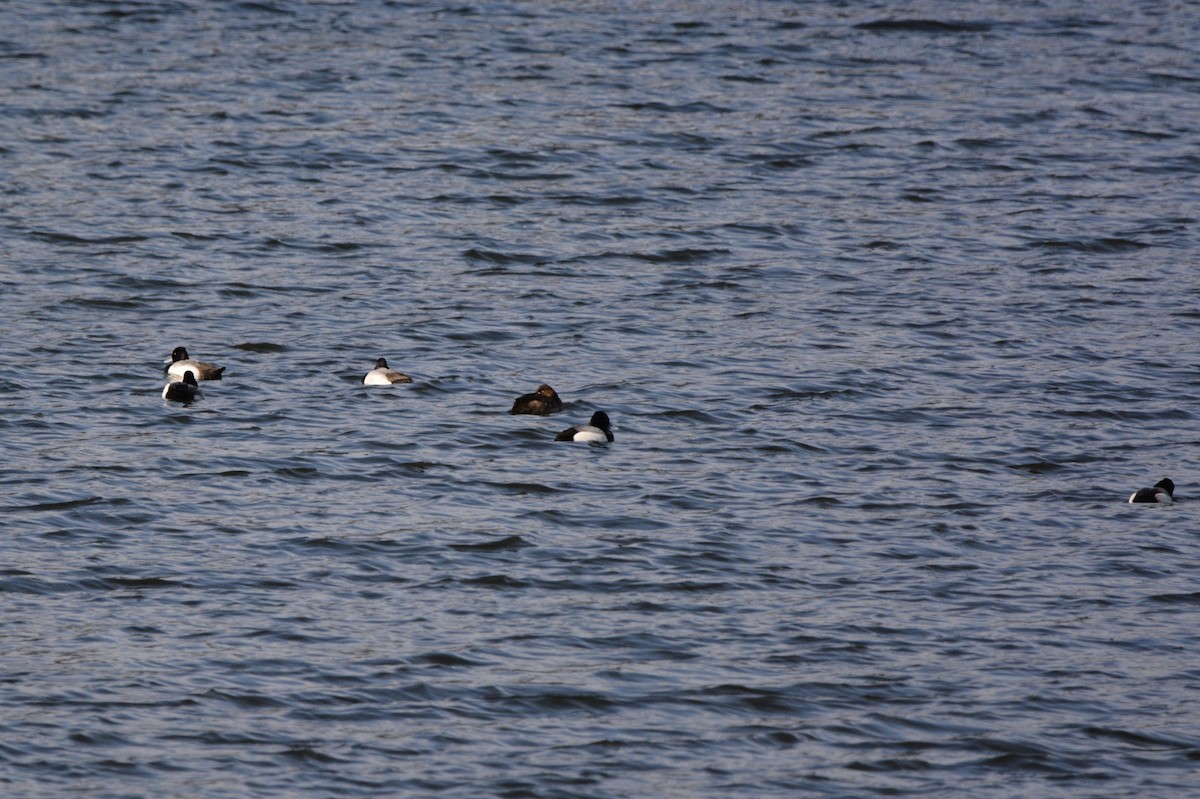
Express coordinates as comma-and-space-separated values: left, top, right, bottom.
2, 1, 1199, 797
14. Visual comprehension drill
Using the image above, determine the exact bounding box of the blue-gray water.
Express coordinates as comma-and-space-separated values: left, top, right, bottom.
3, 1, 1199, 797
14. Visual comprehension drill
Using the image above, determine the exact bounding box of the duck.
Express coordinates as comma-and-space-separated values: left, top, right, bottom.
555, 411, 613, 443
363, 357, 413, 385
1129, 478, 1174, 504
510, 384, 563, 415
162, 371, 201, 403
165, 346, 224, 381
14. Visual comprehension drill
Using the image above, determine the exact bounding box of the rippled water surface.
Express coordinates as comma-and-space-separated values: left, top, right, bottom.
3, 1, 1200, 796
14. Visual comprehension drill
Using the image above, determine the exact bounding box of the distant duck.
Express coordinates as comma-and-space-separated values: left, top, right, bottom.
1129, 478, 1174, 504
165, 346, 224, 381
162, 371, 201, 403
511, 384, 563, 415
363, 357, 413, 385
555, 411, 613, 443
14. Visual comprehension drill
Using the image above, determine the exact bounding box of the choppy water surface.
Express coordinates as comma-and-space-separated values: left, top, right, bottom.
3, 1, 1199, 796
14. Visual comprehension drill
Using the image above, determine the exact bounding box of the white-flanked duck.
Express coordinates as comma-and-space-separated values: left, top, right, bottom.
166, 346, 224, 381
1129, 478, 1174, 504
555, 411, 613, 443
363, 358, 413, 385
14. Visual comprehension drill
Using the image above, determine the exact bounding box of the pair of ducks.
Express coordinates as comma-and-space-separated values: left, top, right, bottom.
507, 383, 613, 443
165, 349, 614, 443
162, 347, 223, 402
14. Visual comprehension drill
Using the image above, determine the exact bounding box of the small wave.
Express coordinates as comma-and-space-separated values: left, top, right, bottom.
3, 495, 112, 513
274, 466, 320, 479
1008, 461, 1064, 474
799, 495, 842, 505
232, 342, 288, 352
450, 535, 532, 551
413, 652, 488, 667
202, 688, 288, 709
633, 248, 731, 264
64, 297, 141, 310
30, 230, 148, 245
1026, 237, 1149, 252
169, 230, 221, 241
618, 101, 732, 114
91, 576, 185, 590
462, 248, 546, 265
281, 746, 347, 764
485, 481, 561, 495
855, 19, 992, 33
0, 572, 74, 595
461, 574, 529, 589
721, 72, 772, 86
481, 686, 619, 715
1082, 726, 1195, 748
1147, 592, 1200, 605
651, 409, 725, 424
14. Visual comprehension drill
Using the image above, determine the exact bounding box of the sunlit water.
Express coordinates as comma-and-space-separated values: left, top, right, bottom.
3, 1, 1199, 796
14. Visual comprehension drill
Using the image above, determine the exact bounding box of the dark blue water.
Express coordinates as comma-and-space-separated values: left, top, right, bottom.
3, 1, 1199, 796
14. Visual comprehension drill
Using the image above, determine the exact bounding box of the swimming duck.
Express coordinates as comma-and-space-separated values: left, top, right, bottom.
162, 371, 201, 403
1129, 478, 1174, 504
555, 411, 613, 443
510, 384, 563, 415
363, 358, 413, 385
166, 346, 224, 381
